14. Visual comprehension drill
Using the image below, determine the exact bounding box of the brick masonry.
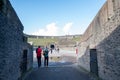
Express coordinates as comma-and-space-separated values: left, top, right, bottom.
0, 0, 33, 80
78, 0, 120, 80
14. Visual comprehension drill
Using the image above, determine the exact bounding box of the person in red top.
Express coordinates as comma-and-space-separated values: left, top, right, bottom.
36, 46, 42, 67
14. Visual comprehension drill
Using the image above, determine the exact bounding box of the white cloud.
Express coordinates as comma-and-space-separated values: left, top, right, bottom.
32, 22, 73, 36
32, 23, 58, 36
46, 23, 58, 36
63, 22, 73, 35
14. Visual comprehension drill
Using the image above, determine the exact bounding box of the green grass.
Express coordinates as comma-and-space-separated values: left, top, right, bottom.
72, 36, 81, 42
28, 38, 58, 47
28, 36, 81, 47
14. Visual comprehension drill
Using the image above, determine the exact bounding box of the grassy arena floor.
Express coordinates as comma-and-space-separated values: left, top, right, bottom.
28, 36, 80, 47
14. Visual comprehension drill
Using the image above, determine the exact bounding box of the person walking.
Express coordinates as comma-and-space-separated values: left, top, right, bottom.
56, 46, 59, 53
43, 46, 49, 67
36, 46, 42, 67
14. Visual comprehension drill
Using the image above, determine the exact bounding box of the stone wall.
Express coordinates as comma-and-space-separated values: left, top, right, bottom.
22, 36, 33, 73
27, 34, 82, 39
78, 0, 120, 80
0, 0, 33, 80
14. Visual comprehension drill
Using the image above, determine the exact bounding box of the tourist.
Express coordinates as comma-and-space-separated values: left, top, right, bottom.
43, 46, 49, 67
36, 46, 42, 67
57, 46, 59, 53
50, 48, 53, 54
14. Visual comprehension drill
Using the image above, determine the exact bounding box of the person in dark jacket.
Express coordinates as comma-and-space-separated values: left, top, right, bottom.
43, 46, 49, 67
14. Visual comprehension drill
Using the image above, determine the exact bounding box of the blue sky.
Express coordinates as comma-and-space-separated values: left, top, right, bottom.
10, 0, 106, 36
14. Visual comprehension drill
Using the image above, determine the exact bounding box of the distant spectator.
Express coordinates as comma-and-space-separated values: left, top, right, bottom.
50, 44, 54, 53
56, 46, 60, 53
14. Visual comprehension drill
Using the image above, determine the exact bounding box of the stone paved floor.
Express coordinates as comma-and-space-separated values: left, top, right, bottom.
25, 50, 97, 80
24, 65, 93, 80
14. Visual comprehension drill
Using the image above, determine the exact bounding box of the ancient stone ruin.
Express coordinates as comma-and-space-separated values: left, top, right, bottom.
78, 0, 120, 80
1, 0, 120, 80
0, 0, 33, 80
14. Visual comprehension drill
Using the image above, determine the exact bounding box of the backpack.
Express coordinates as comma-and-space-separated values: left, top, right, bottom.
43, 48, 49, 57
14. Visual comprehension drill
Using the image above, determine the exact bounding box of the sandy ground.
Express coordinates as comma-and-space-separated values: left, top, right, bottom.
33, 49, 78, 67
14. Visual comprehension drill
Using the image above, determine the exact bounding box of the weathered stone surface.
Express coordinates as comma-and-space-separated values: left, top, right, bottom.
78, 0, 120, 80
0, 0, 33, 80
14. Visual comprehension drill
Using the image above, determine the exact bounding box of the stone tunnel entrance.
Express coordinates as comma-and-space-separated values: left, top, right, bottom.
20, 49, 28, 74
90, 49, 98, 76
